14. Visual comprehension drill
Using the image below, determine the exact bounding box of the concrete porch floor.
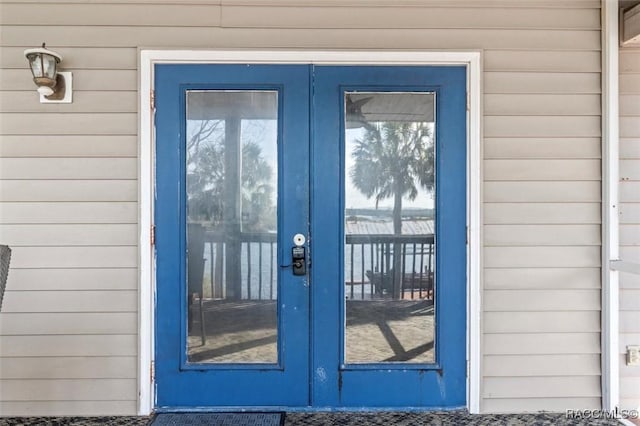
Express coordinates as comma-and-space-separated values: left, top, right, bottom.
0, 412, 628, 425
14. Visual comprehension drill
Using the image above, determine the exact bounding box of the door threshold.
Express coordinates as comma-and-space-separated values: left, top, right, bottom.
154, 405, 467, 413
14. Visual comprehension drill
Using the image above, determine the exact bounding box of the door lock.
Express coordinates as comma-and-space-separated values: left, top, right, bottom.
292, 233, 307, 276
292, 246, 306, 276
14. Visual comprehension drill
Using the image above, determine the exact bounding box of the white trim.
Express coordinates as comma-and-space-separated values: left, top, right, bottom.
466, 52, 482, 415
601, 0, 620, 414
138, 49, 156, 416
138, 49, 482, 415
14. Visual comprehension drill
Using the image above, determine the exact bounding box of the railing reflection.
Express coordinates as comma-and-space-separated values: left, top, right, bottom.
190, 231, 434, 301
346, 234, 434, 300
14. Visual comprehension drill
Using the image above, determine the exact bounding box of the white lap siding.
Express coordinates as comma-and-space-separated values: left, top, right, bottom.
619, 46, 640, 413
0, 0, 602, 415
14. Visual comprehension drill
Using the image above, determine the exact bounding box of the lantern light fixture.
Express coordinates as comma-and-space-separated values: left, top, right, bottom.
23, 43, 72, 103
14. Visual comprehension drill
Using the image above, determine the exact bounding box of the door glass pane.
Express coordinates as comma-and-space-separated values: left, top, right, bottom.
344, 92, 436, 364
186, 91, 279, 364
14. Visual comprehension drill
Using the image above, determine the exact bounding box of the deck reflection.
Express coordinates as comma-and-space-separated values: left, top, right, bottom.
187, 298, 434, 364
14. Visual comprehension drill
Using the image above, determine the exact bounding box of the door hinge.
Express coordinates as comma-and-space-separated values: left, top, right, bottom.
150, 225, 156, 246
150, 90, 156, 111
150, 360, 155, 382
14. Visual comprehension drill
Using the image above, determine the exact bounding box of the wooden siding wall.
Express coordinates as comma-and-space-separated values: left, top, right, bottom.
619, 45, 640, 412
0, 0, 602, 415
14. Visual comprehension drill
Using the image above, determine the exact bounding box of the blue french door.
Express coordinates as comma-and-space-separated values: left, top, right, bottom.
154, 64, 311, 407
311, 66, 467, 408
154, 64, 466, 409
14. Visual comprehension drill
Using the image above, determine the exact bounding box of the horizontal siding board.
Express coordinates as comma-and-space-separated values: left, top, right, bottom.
0, 47, 137, 70
484, 246, 601, 268
484, 333, 601, 355
484, 311, 600, 333
620, 95, 640, 116
0, 356, 136, 380
621, 272, 640, 290
484, 94, 600, 116
0, 401, 137, 417
484, 268, 601, 290
620, 224, 640, 245
0, 224, 138, 246
1, 291, 137, 313
0, 202, 138, 224
621, 159, 640, 180
221, 6, 599, 29
0, 3, 221, 26
484, 203, 601, 224
620, 246, 640, 262
621, 182, 640, 202
484, 138, 601, 159
0, 158, 137, 180
0, 180, 137, 201
1, 69, 136, 92
620, 74, 640, 94
620, 354, 640, 376
621, 290, 640, 311
0, 113, 136, 136
484, 159, 600, 180
484, 50, 601, 72
483, 376, 601, 398
621, 398, 640, 412
0, 91, 138, 113
482, 397, 601, 412
0, 312, 137, 334
484, 289, 600, 311
620, 51, 640, 73
484, 72, 601, 94
5, 268, 137, 291
484, 354, 601, 376
0, 27, 601, 50
484, 116, 601, 138
484, 181, 601, 202
620, 139, 640, 159
484, 224, 600, 246
620, 311, 640, 333
9, 246, 137, 269
621, 334, 640, 353
0, 379, 136, 401
484, 246, 601, 269
621, 377, 640, 399
621, 117, 640, 138
0, 136, 137, 157
0, 335, 137, 357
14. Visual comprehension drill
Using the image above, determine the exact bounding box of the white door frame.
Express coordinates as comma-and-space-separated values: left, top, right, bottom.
138, 49, 482, 415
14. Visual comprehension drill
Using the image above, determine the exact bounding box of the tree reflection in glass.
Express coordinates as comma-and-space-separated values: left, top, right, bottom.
185, 91, 279, 364
344, 92, 437, 364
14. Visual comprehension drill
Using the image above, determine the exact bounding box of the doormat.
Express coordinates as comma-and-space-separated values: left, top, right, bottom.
151, 412, 283, 426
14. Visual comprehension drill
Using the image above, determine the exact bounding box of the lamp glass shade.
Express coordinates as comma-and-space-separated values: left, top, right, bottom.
27, 52, 58, 80
41, 54, 58, 79
27, 54, 42, 78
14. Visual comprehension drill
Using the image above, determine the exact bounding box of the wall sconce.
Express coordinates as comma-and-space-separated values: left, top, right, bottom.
23, 43, 72, 103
